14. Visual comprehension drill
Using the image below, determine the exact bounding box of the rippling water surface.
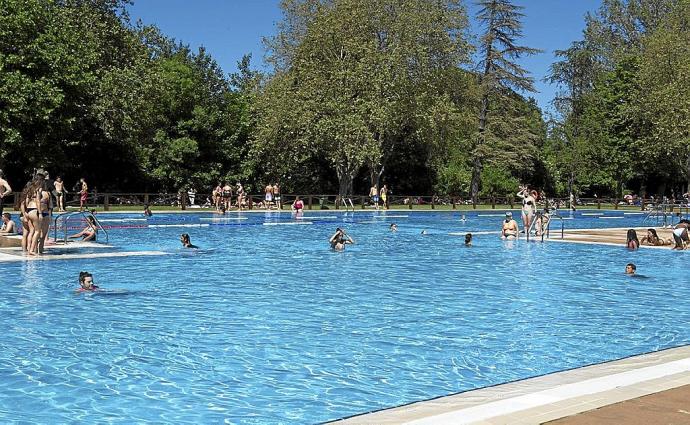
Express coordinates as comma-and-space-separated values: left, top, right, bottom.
1, 210, 688, 423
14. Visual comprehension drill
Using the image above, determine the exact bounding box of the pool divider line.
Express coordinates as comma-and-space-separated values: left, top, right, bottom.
148, 224, 210, 228
262, 222, 313, 226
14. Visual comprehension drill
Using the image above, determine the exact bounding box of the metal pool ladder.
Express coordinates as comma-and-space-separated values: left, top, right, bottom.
52, 211, 109, 244
526, 210, 564, 242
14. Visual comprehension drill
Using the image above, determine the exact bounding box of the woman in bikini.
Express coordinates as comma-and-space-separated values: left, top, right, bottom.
37, 179, 53, 254
517, 185, 537, 235
21, 176, 43, 255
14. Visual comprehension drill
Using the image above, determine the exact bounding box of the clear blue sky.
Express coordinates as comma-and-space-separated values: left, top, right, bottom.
128, 0, 602, 114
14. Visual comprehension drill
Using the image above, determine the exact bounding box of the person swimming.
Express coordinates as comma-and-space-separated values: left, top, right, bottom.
143, 203, 153, 217
180, 233, 198, 249
390, 223, 397, 232
329, 227, 354, 251
76, 271, 99, 292
625, 263, 648, 279
464, 233, 472, 246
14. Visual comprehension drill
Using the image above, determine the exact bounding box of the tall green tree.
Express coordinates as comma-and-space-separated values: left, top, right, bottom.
256, 0, 472, 196
470, 0, 540, 202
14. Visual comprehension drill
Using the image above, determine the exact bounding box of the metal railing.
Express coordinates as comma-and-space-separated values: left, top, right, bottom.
642, 203, 689, 227
53, 210, 108, 244
4, 190, 690, 212
526, 209, 564, 242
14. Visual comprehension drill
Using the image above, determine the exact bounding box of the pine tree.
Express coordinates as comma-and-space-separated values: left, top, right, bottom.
470, 0, 540, 203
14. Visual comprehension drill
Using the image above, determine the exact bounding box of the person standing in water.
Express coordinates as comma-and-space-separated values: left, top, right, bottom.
330, 228, 354, 251
501, 212, 519, 240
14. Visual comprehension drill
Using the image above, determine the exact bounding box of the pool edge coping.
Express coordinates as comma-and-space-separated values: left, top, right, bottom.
330, 344, 690, 424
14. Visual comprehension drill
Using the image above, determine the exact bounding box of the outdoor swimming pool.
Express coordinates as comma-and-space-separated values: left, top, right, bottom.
1, 210, 688, 423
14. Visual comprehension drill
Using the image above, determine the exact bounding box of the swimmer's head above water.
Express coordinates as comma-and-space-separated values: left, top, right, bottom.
78, 271, 98, 291
625, 263, 636, 275
390, 223, 397, 232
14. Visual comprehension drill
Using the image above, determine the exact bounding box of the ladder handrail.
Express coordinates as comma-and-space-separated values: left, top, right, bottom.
527, 209, 564, 241
53, 211, 108, 243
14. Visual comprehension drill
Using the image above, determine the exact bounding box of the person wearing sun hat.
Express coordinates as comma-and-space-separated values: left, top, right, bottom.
501, 211, 519, 240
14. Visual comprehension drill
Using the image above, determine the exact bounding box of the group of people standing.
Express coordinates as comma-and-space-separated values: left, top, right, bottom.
1, 169, 90, 255
212, 181, 272, 212
369, 184, 389, 210
501, 185, 550, 239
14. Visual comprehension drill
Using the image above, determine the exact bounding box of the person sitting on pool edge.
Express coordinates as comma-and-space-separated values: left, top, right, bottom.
68, 216, 97, 241
640, 228, 670, 246
501, 212, 519, 240
329, 227, 354, 251
76, 271, 99, 292
464, 233, 472, 246
180, 233, 198, 249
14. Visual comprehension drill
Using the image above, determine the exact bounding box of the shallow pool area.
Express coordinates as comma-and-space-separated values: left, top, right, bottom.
0, 210, 688, 423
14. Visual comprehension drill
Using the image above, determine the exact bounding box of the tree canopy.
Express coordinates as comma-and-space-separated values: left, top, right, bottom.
2, 0, 687, 199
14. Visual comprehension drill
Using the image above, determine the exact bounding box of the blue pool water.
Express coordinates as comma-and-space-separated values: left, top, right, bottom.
1, 210, 688, 423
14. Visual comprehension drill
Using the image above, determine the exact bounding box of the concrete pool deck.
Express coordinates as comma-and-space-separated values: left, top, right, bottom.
549, 227, 677, 248
0, 241, 168, 262
334, 345, 690, 424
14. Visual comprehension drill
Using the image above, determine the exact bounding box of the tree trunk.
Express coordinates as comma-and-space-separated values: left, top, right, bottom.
471, 90, 490, 205
336, 164, 356, 198
686, 152, 690, 194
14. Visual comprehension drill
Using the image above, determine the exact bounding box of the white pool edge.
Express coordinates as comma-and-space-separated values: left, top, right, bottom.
333, 345, 690, 425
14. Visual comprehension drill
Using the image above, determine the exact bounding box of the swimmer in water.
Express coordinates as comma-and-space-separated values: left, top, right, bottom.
625, 262, 648, 278
421, 230, 428, 235
180, 233, 198, 249
390, 223, 397, 232
143, 203, 153, 217
464, 233, 472, 246
329, 227, 354, 251
76, 271, 99, 292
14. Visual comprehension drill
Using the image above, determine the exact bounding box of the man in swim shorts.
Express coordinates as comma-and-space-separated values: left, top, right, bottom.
501, 212, 519, 239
